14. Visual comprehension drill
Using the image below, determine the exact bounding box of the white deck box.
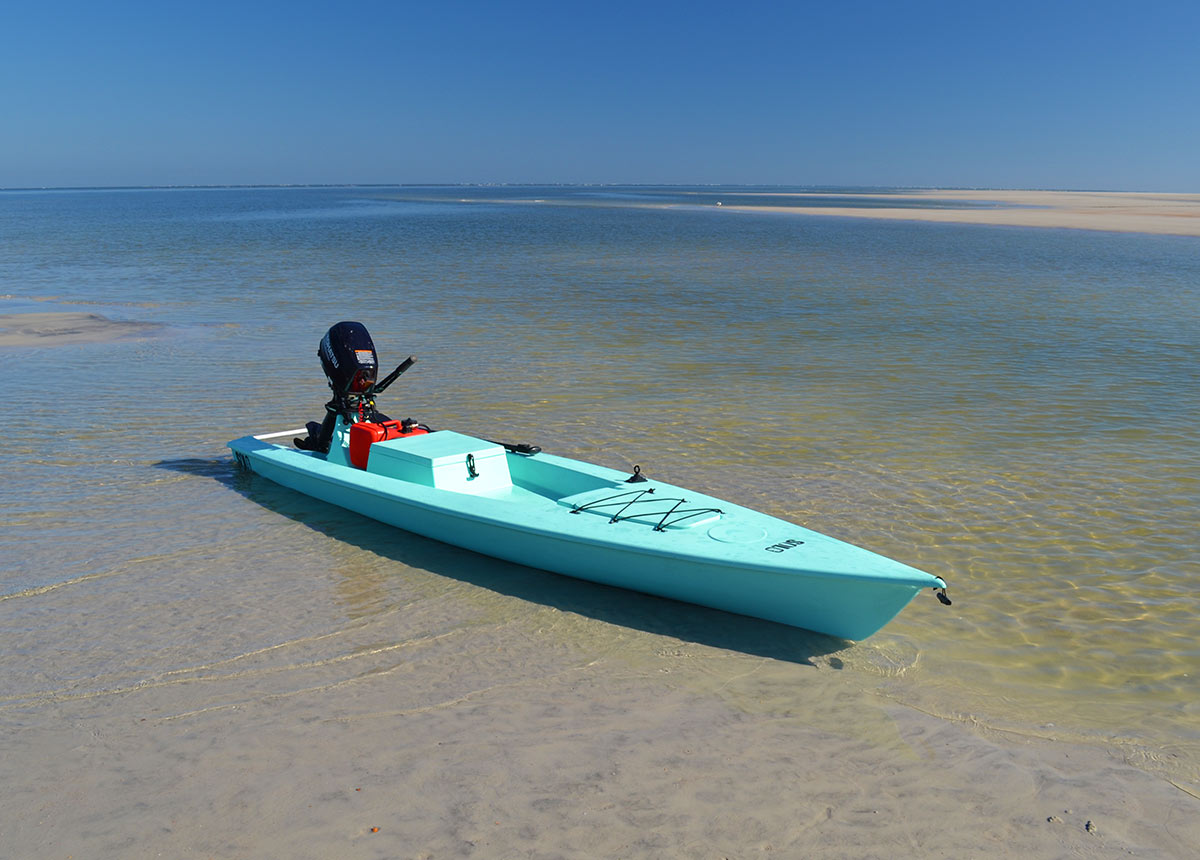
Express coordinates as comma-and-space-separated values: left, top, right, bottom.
366, 430, 511, 493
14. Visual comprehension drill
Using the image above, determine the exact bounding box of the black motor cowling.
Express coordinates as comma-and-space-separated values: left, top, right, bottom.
319, 321, 378, 395
296, 321, 418, 454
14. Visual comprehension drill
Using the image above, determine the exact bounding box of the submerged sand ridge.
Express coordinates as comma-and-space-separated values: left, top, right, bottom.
0, 311, 163, 347
721, 190, 1200, 236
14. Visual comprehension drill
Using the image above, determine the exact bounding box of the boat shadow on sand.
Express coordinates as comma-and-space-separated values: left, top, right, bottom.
157, 456, 850, 667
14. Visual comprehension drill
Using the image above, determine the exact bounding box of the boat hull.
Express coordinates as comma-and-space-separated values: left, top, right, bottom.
229, 431, 945, 640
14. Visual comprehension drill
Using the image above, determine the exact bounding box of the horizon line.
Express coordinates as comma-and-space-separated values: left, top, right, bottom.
2, 182, 1188, 194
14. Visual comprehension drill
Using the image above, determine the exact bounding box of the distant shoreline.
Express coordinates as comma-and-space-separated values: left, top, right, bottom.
6, 184, 1198, 237
4, 183, 1198, 193
715, 190, 1200, 237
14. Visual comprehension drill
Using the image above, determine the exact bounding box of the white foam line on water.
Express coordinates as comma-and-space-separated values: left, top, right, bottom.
135, 598, 484, 683
0, 544, 231, 603
153, 655, 608, 723
0, 567, 112, 602
0, 627, 474, 710
318, 659, 607, 724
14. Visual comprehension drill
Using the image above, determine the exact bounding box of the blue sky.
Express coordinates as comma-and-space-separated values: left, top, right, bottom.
2, 0, 1198, 189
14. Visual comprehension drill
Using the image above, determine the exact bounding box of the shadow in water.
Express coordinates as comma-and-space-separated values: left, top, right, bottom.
162, 457, 243, 484
156, 457, 849, 666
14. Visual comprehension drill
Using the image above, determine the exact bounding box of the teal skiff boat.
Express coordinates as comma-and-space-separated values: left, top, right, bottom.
228, 322, 950, 640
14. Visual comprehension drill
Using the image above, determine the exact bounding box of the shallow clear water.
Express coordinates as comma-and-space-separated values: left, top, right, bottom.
2, 186, 1198, 786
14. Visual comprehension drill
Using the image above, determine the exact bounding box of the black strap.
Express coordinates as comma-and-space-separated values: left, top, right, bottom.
487, 439, 542, 455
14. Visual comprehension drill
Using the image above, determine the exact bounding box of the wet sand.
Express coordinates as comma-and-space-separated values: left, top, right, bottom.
3, 625, 1197, 859
0, 311, 162, 347
723, 190, 1200, 236
2, 511, 1197, 860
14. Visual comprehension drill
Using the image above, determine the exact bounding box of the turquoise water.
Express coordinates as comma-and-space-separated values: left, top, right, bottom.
2, 186, 1198, 787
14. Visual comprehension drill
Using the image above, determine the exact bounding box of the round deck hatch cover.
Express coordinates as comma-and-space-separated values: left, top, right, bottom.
707, 523, 768, 544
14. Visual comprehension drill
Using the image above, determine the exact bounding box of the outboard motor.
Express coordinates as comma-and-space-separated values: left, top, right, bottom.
295, 321, 416, 453
319, 321, 379, 397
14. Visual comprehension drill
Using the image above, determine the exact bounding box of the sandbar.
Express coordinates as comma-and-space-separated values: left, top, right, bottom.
0, 311, 163, 347
722, 190, 1200, 237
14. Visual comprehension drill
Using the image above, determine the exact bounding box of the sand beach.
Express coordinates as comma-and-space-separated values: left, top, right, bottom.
720, 190, 1200, 237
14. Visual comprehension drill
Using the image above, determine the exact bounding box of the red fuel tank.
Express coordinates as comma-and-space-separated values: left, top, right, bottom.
348, 420, 429, 469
